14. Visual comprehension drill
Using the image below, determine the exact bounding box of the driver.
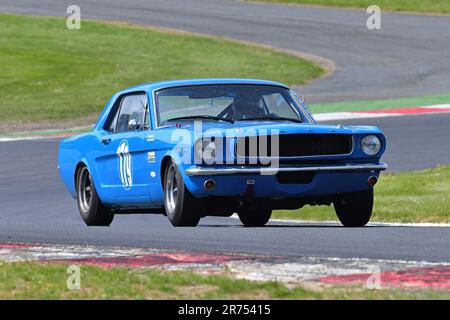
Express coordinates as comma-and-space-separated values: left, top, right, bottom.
232, 94, 265, 120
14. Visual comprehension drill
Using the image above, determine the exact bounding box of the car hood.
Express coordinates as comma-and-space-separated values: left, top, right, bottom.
178, 120, 382, 137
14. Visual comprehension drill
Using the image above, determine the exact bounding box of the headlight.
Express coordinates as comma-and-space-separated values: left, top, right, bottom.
195, 139, 216, 164
361, 135, 381, 156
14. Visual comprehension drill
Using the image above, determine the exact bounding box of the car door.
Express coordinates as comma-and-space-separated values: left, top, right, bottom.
95, 92, 152, 206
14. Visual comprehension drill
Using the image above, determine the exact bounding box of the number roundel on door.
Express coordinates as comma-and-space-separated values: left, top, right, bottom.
117, 139, 133, 190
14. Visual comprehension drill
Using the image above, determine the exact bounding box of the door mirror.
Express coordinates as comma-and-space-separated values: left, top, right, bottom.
128, 119, 140, 131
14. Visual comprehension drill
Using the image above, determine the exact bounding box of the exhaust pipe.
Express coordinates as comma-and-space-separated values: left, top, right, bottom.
367, 176, 378, 186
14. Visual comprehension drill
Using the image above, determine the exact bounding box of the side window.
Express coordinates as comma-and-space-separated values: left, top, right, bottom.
106, 101, 120, 133
115, 93, 148, 134
263, 93, 298, 119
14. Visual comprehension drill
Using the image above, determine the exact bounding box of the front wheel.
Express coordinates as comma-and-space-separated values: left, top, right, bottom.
76, 166, 114, 226
334, 189, 373, 227
238, 207, 272, 227
164, 161, 200, 227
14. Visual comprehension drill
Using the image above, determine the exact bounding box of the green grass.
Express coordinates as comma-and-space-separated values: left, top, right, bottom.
0, 262, 448, 299
0, 14, 323, 123
309, 93, 450, 114
255, 0, 450, 15
273, 165, 450, 223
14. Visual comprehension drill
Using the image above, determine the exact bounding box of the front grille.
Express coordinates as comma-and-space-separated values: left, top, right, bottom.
236, 134, 353, 158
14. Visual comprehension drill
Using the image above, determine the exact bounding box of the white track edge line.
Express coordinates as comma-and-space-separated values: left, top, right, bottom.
230, 214, 450, 227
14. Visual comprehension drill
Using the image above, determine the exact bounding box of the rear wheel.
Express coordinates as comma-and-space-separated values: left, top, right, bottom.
238, 207, 272, 227
76, 166, 114, 226
334, 189, 373, 227
164, 161, 200, 227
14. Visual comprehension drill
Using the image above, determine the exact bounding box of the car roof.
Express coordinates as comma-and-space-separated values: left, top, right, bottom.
116, 78, 289, 95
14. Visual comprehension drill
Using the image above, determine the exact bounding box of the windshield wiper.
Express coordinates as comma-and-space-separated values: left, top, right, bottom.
236, 116, 302, 123
165, 115, 234, 123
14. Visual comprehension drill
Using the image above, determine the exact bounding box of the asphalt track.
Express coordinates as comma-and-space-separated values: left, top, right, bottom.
0, 114, 449, 263
321, 113, 450, 172
1, 0, 450, 103
0, 1, 449, 263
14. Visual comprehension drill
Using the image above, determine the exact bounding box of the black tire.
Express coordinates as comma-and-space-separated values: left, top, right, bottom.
163, 161, 200, 227
334, 189, 373, 227
76, 166, 114, 226
238, 207, 272, 227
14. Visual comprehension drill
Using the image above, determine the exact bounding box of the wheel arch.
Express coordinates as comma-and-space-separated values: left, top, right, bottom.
74, 161, 89, 191
159, 155, 201, 198
160, 155, 173, 190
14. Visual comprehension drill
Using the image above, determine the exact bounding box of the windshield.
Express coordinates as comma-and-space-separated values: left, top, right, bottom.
155, 84, 309, 126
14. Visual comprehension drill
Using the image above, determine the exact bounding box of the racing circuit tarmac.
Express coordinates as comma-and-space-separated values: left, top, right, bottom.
0, 114, 449, 263
0, 0, 449, 264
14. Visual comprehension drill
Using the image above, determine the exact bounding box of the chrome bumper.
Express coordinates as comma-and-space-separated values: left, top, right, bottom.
185, 163, 388, 176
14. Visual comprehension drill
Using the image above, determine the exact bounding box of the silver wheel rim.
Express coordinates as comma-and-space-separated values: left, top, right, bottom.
165, 165, 178, 215
79, 168, 92, 213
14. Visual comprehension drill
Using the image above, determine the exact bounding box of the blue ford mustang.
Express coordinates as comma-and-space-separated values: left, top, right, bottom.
58, 79, 387, 227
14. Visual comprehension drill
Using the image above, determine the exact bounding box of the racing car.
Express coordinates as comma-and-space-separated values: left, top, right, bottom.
58, 79, 387, 227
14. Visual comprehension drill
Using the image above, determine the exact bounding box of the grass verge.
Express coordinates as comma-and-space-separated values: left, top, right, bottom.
0, 262, 448, 299
254, 0, 450, 15
309, 93, 450, 114
273, 165, 450, 223
0, 14, 322, 124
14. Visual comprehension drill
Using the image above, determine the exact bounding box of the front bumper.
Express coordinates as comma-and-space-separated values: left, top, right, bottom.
182, 162, 388, 199
185, 162, 388, 176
